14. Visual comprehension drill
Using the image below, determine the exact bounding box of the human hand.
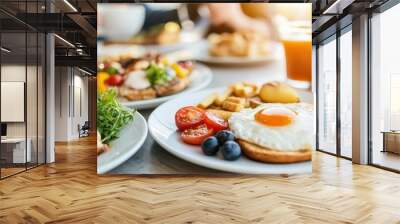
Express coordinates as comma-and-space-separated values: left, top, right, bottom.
207, 3, 270, 36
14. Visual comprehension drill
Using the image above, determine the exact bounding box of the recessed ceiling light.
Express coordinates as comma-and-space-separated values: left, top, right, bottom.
78, 68, 92, 76
323, 0, 354, 15
1, 47, 11, 53
54, 34, 75, 48
63, 0, 78, 12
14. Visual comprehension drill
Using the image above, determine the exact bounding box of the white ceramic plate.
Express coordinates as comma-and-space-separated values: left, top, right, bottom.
140, 31, 202, 53
195, 41, 278, 66
120, 63, 213, 110
97, 112, 148, 174
149, 87, 313, 174
99, 31, 202, 55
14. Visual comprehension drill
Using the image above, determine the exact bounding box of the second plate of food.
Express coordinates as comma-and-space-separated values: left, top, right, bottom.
122, 63, 213, 109
149, 82, 313, 174
195, 32, 278, 66
98, 53, 214, 110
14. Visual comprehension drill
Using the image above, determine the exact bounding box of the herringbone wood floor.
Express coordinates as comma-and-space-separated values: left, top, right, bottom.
0, 135, 400, 224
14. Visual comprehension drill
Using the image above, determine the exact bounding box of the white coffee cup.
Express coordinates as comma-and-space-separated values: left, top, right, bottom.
98, 4, 145, 40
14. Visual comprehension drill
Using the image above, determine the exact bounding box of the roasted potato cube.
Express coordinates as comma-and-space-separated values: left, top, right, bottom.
214, 86, 234, 106
206, 109, 233, 120
222, 101, 243, 112
197, 93, 218, 109
259, 82, 300, 103
249, 98, 262, 108
225, 96, 246, 105
243, 82, 258, 91
233, 83, 245, 97
233, 82, 257, 97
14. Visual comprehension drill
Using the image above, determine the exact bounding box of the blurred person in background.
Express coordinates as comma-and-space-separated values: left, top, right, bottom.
99, 3, 282, 40
143, 3, 276, 37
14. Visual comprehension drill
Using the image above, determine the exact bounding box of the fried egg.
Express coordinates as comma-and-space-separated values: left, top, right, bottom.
228, 103, 313, 152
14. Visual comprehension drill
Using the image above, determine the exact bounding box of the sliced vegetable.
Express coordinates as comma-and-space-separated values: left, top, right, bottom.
175, 106, 205, 131
180, 124, 214, 145
106, 66, 119, 75
99, 61, 123, 75
97, 72, 110, 93
105, 75, 124, 86
171, 63, 189, 79
204, 111, 228, 132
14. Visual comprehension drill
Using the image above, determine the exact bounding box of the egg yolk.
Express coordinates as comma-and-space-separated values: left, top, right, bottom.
255, 107, 296, 126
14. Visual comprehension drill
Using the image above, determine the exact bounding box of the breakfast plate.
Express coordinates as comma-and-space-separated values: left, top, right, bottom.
139, 31, 203, 53
97, 111, 148, 174
196, 50, 277, 66
148, 87, 313, 174
194, 39, 278, 66
120, 63, 213, 110
97, 43, 146, 59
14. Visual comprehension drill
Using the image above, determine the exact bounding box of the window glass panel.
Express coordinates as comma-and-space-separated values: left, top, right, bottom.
318, 37, 337, 154
371, 3, 400, 171
340, 29, 352, 158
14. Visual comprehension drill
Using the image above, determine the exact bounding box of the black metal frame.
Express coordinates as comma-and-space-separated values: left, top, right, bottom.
336, 22, 341, 158
0, 0, 47, 180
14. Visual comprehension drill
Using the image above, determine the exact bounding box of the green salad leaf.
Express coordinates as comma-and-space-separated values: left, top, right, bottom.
97, 89, 135, 144
146, 63, 169, 86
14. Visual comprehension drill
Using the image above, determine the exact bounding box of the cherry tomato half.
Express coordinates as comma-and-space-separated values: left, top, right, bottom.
204, 111, 228, 132
105, 75, 124, 86
175, 106, 205, 131
180, 124, 214, 145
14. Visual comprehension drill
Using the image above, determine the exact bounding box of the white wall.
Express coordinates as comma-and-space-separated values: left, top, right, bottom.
54, 67, 89, 141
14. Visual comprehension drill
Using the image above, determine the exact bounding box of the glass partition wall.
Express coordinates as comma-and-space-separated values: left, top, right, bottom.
370, 2, 400, 172
339, 27, 352, 159
0, 3, 46, 179
316, 27, 352, 159
317, 36, 337, 155
315, 0, 400, 172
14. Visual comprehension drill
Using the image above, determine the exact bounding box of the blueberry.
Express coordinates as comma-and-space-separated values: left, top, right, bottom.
215, 130, 235, 145
221, 141, 241, 161
201, 136, 220, 156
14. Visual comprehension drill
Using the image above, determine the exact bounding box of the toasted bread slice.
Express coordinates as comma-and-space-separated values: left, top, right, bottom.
154, 77, 190, 97
238, 140, 311, 163
119, 86, 156, 101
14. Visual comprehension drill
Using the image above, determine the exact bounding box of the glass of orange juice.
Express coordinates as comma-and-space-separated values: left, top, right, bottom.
281, 21, 312, 89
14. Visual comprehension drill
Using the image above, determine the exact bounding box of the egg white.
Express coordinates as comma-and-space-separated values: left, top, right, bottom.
228, 103, 314, 152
